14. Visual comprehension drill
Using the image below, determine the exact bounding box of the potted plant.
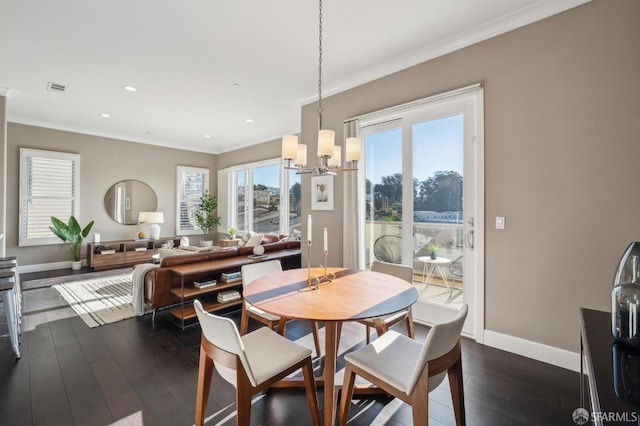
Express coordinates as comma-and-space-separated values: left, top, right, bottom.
228, 227, 237, 239
427, 242, 440, 260
50, 216, 94, 270
195, 190, 221, 246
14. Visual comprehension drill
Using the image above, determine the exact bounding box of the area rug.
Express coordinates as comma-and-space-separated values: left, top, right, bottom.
52, 273, 134, 327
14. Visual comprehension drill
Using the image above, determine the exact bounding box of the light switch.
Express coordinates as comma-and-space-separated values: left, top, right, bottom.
495, 216, 506, 230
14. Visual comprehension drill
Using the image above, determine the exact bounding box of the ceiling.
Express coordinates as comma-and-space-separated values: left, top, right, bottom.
0, 0, 589, 154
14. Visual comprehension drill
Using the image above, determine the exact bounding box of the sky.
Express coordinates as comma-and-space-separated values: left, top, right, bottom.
365, 114, 464, 185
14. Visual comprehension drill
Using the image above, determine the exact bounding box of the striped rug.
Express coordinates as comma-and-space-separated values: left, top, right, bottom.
52, 273, 134, 327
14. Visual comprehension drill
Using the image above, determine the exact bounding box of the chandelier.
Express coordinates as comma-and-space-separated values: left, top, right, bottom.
281, 0, 360, 175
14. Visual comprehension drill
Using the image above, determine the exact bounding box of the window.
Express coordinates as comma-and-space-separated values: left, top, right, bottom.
19, 148, 80, 246
176, 166, 210, 235
218, 158, 298, 235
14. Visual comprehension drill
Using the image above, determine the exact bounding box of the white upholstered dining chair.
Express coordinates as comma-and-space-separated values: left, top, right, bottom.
360, 260, 415, 343
339, 304, 469, 426
193, 300, 321, 426
239, 260, 321, 356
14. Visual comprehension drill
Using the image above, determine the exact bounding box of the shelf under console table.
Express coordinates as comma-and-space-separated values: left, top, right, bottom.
168, 261, 245, 329
87, 237, 182, 269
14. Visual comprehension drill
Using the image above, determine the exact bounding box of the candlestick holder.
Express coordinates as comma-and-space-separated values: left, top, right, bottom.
305, 242, 334, 290
323, 250, 336, 282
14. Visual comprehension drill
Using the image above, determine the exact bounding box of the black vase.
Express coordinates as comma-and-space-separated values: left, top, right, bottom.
612, 343, 640, 407
612, 242, 640, 349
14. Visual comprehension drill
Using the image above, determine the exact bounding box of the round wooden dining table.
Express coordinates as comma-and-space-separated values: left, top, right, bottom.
243, 267, 418, 426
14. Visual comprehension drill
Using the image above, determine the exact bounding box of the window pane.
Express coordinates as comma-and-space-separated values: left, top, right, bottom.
288, 170, 302, 237
177, 166, 209, 234
412, 115, 464, 249
365, 128, 403, 267
252, 164, 280, 233
235, 170, 246, 232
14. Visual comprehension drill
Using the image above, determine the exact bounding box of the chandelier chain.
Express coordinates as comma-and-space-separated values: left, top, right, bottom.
318, 0, 323, 126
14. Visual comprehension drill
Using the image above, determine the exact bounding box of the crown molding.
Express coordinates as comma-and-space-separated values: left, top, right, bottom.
299, 0, 592, 106
0, 87, 18, 98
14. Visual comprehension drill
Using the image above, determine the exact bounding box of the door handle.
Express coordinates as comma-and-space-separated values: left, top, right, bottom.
464, 230, 475, 249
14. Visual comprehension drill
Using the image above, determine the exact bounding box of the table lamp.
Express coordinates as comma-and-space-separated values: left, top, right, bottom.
139, 211, 164, 240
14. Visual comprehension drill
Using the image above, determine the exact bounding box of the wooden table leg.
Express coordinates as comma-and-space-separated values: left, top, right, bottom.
324, 321, 337, 426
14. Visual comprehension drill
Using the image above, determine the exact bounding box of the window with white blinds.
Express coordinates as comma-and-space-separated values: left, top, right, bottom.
19, 148, 80, 246
176, 165, 210, 235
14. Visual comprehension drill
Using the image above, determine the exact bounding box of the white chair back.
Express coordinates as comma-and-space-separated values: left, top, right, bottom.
370, 260, 413, 283
406, 304, 468, 393
241, 260, 283, 288
194, 300, 257, 387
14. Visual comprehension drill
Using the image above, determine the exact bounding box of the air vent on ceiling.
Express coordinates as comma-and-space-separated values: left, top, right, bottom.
47, 81, 67, 93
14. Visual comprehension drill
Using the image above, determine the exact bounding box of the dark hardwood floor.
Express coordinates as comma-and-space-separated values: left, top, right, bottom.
0, 268, 582, 425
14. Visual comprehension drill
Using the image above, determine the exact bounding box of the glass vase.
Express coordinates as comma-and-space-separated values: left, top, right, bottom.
612, 242, 640, 349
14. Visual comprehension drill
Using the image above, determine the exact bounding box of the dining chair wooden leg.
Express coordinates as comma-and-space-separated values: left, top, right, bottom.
301, 357, 322, 426
338, 364, 357, 426
405, 307, 415, 339
236, 369, 254, 426
195, 347, 214, 426
448, 355, 466, 426
277, 317, 288, 335
239, 307, 250, 335
410, 374, 430, 426
311, 321, 322, 357
365, 325, 371, 344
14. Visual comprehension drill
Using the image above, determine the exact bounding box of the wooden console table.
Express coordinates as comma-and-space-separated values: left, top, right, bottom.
170, 262, 243, 330
580, 308, 640, 425
87, 237, 181, 269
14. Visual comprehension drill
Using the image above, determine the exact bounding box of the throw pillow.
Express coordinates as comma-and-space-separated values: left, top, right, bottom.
245, 233, 264, 247
238, 231, 253, 247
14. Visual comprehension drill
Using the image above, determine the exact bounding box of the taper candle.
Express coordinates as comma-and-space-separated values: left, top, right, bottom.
307, 215, 312, 244
323, 227, 328, 252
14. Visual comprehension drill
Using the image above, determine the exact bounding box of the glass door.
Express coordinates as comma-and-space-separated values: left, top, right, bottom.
359, 87, 483, 337
411, 114, 464, 311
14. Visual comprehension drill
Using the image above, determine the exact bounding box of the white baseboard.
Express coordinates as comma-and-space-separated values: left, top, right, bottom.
19, 260, 86, 274
483, 330, 580, 372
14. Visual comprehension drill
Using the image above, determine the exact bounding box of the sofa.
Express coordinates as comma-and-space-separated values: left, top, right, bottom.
142, 239, 301, 311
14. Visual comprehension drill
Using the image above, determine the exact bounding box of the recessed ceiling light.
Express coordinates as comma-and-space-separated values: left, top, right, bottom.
245, 119, 253, 123
123, 85, 137, 92
100, 113, 111, 118
232, 83, 240, 88
204, 134, 211, 138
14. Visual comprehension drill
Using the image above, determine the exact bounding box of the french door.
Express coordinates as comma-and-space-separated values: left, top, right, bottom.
358, 86, 484, 338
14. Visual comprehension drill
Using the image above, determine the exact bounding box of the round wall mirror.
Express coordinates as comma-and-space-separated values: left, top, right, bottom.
104, 180, 157, 225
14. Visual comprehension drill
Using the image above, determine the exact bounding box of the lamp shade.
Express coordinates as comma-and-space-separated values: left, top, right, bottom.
327, 145, 341, 168
317, 129, 335, 157
282, 134, 298, 160
138, 212, 148, 224
346, 137, 361, 162
146, 212, 164, 224
294, 144, 307, 167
